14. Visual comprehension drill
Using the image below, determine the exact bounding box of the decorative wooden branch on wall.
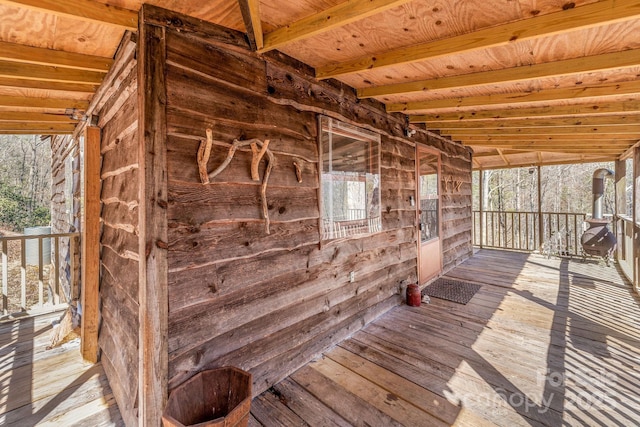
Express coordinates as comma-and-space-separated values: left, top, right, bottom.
197, 128, 274, 234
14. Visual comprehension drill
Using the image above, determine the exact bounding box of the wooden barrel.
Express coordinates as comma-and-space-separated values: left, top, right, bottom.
162, 367, 252, 427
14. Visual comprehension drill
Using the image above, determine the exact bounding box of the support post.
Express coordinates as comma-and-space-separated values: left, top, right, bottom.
537, 165, 543, 251
633, 149, 640, 291
138, 6, 169, 425
478, 169, 484, 248
615, 159, 627, 262
81, 125, 101, 363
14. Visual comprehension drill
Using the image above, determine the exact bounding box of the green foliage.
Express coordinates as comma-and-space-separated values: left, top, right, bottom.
0, 182, 50, 231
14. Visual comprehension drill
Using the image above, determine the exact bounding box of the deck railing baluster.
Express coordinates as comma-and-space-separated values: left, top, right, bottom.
1, 240, 6, 315
20, 240, 26, 311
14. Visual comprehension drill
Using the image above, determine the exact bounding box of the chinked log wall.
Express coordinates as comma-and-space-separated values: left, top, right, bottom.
132, 6, 474, 397
90, 8, 474, 420
95, 34, 140, 427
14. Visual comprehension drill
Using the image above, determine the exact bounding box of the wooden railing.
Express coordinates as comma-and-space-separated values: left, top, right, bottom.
1, 232, 79, 317
615, 215, 636, 288
473, 210, 588, 256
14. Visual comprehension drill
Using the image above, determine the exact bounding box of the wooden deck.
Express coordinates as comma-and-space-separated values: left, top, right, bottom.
250, 249, 640, 426
0, 310, 123, 426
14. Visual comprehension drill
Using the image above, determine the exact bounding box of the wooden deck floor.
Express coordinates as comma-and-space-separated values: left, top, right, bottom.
250, 249, 640, 426
0, 310, 123, 426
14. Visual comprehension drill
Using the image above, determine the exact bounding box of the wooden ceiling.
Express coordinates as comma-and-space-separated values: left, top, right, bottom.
1, 0, 639, 169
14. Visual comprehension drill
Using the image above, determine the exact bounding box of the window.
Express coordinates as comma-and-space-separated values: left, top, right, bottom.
418, 151, 439, 242
320, 116, 381, 239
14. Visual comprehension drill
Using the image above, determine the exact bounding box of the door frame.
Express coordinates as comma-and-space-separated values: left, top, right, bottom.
416, 144, 443, 284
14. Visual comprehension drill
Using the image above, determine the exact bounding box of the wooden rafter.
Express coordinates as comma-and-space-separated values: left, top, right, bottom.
0, 76, 98, 92
453, 134, 640, 142
0, 122, 75, 131
426, 116, 640, 129
238, 0, 264, 51
388, 80, 640, 112
496, 148, 510, 165
444, 126, 640, 136
0, 61, 106, 84
361, 49, 640, 98
620, 140, 640, 159
317, 0, 640, 79
461, 140, 634, 147
409, 100, 640, 122
0, 0, 137, 30
0, 95, 88, 109
0, 41, 113, 72
260, 0, 413, 53
0, 112, 78, 122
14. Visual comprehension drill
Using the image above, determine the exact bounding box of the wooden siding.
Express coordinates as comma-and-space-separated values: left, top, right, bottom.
139, 6, 472, 398
96, 41, 140, 427
50, 134, 80, 303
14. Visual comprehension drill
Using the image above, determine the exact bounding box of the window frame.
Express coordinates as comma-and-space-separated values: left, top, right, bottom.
318, 116, 382, 241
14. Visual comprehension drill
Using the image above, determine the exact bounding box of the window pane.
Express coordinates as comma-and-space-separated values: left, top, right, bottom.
419, 151, 439, 243
320, 117, 381, 239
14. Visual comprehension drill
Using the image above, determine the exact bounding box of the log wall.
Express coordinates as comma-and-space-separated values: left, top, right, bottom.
95, 41, 140, 427
138, 7, 472, 397
50, 135, 80, 302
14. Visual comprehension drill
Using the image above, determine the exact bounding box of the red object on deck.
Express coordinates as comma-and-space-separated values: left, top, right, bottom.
406, 284, 421, 307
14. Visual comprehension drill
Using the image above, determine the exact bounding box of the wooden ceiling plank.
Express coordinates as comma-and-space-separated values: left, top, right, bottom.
317, 0, 640, 79
410, 100, 640, 122
0, 76, 98, 92
362, 49, 640, 99
470, 156, 616, 170
261, 0, 413, 53
0, 41, 113, 72
0, 95, 89, 109
0, 111, 77, 122
0, 0, 137, 30
0, 60, 105, 84
391, 80, 640, 112
238, 0, 264, 51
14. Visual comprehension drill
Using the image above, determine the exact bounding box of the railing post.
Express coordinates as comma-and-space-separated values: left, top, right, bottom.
633, 148, 640, 291
479, 169, 484, 248
537, 165, 543, 251
615, 159, 627, 262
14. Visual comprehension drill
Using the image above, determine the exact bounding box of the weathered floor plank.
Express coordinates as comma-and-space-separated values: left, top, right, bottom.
0, 310, 124, 426
252, 249, 640, 426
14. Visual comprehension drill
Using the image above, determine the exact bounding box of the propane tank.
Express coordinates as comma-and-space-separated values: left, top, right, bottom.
406, 284, 421, 307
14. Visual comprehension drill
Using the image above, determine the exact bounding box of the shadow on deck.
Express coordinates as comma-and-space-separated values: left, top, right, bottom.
250, 249, 640, 426
0, 310, 123, 426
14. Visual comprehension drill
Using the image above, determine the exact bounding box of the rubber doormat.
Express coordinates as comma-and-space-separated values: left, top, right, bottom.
422, 278, 482, 304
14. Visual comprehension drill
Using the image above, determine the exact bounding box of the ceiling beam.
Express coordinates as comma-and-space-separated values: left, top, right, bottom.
620, 140, 640, 159
238, 0, 264, 51
410, 100, 640, 122
362, 48, 640, 98
317, 0, 640, 79
387, 80, 640, 112
260, 0, 413, 53
0, 122, 76, 132
472, 156, 616, 170
0, 111, 78, 122
444, 126, 640, 136
0, 95, 89, 109
0, 41, 112, 72
0, 60, 105, 84
453, 134, 640, 142
0, 0, 137, 30
426, 116, 640, 129
0, 76, 98, 92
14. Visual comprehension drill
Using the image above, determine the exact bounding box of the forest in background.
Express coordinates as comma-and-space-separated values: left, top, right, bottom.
472, 161, 625, 216
0, 134, 51, 231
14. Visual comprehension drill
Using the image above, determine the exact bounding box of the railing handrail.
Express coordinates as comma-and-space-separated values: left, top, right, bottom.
0, 232, 79, 241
